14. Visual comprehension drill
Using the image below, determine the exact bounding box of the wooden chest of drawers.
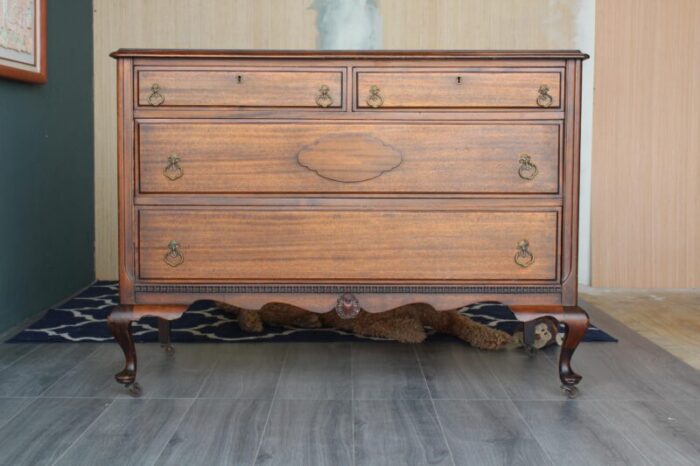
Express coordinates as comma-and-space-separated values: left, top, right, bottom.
109, 50, 589, 397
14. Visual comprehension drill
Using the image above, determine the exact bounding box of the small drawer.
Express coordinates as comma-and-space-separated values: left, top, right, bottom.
137, 122, 561, 195
137, 68, 343, 108
139, 209, 559, 281
356, 69, 562, 110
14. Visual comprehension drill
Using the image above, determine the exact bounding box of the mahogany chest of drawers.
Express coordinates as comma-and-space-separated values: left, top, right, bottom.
109, 49, 589, 397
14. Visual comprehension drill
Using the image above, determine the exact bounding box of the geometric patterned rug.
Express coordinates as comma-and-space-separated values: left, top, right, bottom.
8, 281, 616, 344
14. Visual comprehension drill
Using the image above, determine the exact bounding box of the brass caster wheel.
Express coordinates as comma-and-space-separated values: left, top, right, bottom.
125, 382, 142, 397
161, 344, 175, 355
560, 384, 578, 399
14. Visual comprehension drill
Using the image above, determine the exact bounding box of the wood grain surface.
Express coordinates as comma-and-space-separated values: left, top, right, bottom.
256, 400, 353, 466
435, 400, 551, 464
137, 69, 343, 108
138, 122, 561, 194
155, 399, 271, 465
356, 70, 562, 109
0, 398, 110, 466
138, 209, 558, 281
354, 400, 452, 465
55, 399, 193, 466
592, 0, 700, 287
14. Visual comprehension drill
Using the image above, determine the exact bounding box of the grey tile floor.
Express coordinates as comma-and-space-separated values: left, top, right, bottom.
0, 302, 699, 466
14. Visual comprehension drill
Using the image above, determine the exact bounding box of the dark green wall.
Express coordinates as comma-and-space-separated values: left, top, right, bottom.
0, 0, 94, 333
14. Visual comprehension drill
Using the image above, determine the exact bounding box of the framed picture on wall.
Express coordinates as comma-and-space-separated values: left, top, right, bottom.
0, 0, 47, 83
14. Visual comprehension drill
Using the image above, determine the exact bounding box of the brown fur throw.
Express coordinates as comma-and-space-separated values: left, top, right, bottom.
217, 302, 513, 350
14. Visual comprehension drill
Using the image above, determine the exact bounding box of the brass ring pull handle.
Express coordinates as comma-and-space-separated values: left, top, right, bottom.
367, 85, 384, 108
163, 155, 183, 181
316, 84, 333, 108
164, 240, 184, 267
536, 84, 553, 108
518, 154, 538, 180
148, 83, 165, 106
514, 239, 535, 268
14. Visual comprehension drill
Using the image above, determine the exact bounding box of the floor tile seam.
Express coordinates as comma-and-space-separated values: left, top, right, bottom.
188, 395, 275, 401
589, 398, 672, 466
150, 397, 198, 466
353, 398, 432, 402
350, 343, 356, 466
412, 345, 457, 466
0, 344, 43, 372
506, 395, 668, 401
0, 397, 40, 431
269, 346, 290, 402
474, 349, 528, 401
48, 397, 117, 466
31, 395, 208, 400
37, 345, 103, 397
509, 399, 557, 466
11, 395, 118, 400
251, 347, 289, 466
429, 396, 509, 401
192, 349, 221, 400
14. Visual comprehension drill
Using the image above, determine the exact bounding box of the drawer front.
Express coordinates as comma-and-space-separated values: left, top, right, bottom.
138, 122, 560, 194
137, 69, 343, 108
356, 70, 562, 109
139, 209, 558, 281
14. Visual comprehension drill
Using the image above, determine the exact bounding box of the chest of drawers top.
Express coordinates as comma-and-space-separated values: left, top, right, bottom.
113, 49, 587, 116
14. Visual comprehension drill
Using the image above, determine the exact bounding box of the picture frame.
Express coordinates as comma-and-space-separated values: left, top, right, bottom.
0, 0, 47, 84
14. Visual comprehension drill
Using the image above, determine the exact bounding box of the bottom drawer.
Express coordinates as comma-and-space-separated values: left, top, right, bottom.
138, 209, 558, 281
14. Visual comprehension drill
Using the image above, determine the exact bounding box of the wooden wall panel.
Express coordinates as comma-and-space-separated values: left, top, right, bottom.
592, 0, 700, 287
378, 0, 578, 49
94, 0, 592, 279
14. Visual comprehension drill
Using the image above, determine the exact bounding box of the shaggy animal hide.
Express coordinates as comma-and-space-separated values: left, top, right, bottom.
218, 302, 514, 350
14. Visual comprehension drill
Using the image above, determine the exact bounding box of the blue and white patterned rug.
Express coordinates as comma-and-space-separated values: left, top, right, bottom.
8, 282, 616, 344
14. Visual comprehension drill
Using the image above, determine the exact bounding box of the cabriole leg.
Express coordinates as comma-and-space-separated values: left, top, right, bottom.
107, 305, 141, 396
511, 305, 590, 398
558, 306, 590, 398
108, 304, 187, 396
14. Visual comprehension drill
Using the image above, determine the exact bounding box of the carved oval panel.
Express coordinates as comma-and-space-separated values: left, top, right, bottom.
297, 133, 403, 183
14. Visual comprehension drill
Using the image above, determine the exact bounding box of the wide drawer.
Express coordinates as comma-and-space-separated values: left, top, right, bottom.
356, 69, 562, 109
138, 122, 561, 194
138, 209, 558, 281
136, 69, 343, 108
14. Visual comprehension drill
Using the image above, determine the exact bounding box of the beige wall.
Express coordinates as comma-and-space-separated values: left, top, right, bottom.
93, 0, 318, 279
93, 0, 594, 279
591, 0, 700, 287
